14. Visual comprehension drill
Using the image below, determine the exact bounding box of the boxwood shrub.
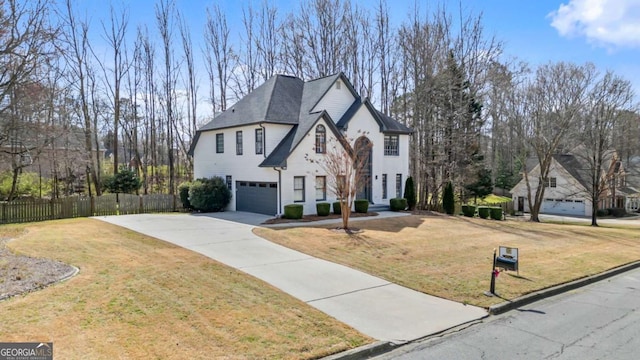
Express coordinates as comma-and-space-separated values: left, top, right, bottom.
316, 202, 330, 216
390, 198, 407, 211
354, 199, 369, 213
178, 181, 192, 210
284, 204, 303, 219
461, 204, 476, 217
333, 201, 342, 215
189, 177, 232, 212
596, 208, 609, 217
489, 207, 503, 220
478, 206, 490, 219
608, 208, 627, 217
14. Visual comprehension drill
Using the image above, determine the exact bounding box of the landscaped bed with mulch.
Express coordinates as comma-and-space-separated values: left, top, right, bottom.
254, 212, 640, 308
0, 219, 369, 359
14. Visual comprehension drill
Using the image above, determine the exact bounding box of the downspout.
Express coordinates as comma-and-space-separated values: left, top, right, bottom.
274, 167, 283, 216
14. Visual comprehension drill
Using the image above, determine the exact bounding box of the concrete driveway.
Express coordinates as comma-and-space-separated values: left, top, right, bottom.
96, 212, 487, 343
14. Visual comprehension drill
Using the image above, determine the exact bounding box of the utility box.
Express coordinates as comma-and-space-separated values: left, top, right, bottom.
496, 246, 519, 272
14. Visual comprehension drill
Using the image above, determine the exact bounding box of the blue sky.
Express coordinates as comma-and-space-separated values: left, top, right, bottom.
75, 0, 640, 96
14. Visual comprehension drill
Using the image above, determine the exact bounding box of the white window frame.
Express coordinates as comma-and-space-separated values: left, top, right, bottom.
294, 176, 305, 202
315, 176, 326, 201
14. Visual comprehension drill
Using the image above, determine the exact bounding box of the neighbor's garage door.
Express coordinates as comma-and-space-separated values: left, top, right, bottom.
236, 181, 278, 216
541, 198, 585, 216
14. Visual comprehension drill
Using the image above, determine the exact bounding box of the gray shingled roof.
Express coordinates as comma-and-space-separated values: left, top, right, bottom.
189, 72, 412, 161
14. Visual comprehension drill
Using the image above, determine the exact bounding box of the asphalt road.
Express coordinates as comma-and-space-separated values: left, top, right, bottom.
375, 267, 640, 360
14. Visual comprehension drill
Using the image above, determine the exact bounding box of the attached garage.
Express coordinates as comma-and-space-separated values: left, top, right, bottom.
541, 198, 585, 216
236, 181, 278, 216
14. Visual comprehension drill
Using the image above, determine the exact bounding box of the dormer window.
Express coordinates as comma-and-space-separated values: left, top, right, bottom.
315, 125, 326, 153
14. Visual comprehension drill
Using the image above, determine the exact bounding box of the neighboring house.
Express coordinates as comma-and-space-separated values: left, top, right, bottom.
189, 73, 412, 216
511, 148, 640, 216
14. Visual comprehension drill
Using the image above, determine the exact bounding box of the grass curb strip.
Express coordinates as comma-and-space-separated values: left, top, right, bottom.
489, 260, 640, 315
321, 341, 395, 360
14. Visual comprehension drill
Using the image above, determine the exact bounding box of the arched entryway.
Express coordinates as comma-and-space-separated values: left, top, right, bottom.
354, 136, 372, 202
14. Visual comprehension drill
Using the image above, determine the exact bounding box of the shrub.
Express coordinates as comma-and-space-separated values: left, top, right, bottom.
354, 199, 369, 213
596, 208, 609, 217
189, 177, 232, 212
102, 166, 141, 194
333, 201, 342, 215
478, 206, 490, 219
178, 181, 192, 210
390, 198, 407, 211
404, 177, 417, 210
316, 202, 330, 216
284, 204, 303, 219
489, 207, 503, 220
608, 208, 627, 217
461, 204, 476, 217
443, 181, 455, 215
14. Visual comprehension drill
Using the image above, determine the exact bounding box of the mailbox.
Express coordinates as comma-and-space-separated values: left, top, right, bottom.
495, 246, 518, 272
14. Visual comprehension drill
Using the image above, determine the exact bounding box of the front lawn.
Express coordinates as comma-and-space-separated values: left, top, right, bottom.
254, 214, 640, 308
0, 219, 369, 359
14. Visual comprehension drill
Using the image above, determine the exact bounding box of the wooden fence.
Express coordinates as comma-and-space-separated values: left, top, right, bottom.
1, 194, 183, 224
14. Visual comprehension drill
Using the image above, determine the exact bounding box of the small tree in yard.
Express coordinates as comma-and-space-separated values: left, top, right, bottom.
305, 133, 371, 231
443, 181, 455, 215
404, 176, 416, 210
465, 168, 493, 203
102, 167, 142, 194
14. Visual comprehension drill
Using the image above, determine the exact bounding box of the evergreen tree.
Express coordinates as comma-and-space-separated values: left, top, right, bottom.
465, 168, 493, 202
443, 181, 455, 215
403, 176, 416, 210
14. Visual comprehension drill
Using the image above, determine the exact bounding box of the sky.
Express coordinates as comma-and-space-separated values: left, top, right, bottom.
74, 0, 640, 98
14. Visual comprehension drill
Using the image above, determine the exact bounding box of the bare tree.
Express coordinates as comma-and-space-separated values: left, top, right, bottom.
256, 1, 280, 81
178, 11, 197, 179
305, 134, 372, 230
577, 71, 634, 226
203, 4, 233, 112
517, 62, 594, 222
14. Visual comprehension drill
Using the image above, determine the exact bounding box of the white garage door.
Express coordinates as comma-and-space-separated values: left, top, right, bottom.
541, 198, 585, 216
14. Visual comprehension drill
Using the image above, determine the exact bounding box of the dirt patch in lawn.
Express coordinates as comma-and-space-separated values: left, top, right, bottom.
254, 214, 640, 308
0, 219, 369, 359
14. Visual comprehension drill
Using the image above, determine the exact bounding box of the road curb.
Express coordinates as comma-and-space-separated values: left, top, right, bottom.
321, 341, 396, 360
489, 260, 640, 315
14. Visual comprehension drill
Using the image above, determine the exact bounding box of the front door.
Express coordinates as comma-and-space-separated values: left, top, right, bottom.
518, 197, 525, 212
355, 137, 372, 202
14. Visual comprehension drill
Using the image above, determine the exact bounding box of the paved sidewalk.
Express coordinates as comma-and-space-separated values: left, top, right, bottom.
96, 212, 486, 343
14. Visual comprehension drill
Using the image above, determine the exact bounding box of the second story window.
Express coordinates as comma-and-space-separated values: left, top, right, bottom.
216, 133, 224, 153
236, 131, 243, 155
255, 128, 263, 154
384, 135, 399, 156
315, 125, 326, 153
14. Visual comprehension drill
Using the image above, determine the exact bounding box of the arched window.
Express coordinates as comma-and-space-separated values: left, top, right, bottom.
315, 125, 326, 153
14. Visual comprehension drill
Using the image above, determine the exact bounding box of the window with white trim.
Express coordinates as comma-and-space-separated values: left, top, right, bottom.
396, 174, 402, 198
226, 175, 232, 190
236, 131, 243, 155
382, 174, 387, 199
294, 176, 305, 202
255, 128, 263, 154
316, 176, 326, 201
216, 133, 224, 153
384, 135, 399, 156
315, 125, 326, 153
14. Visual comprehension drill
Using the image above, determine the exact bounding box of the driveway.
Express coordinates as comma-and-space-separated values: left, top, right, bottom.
96, 212, 487, 343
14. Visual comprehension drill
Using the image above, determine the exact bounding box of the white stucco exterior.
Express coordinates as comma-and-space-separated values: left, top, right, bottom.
191, 73, 411, 216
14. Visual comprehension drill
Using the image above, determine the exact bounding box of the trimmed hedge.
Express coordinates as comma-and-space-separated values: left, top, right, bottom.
461, 204, 476, 217
596, 208, 609, 217
284, 204, 303, 219
608, 208, 627, 217
333, 201, 342, 215
390, 198, 407, 211
478, 206, 490, 219
354, 199, 369, 213
489, 207, 503, 220
189, 177, 232, 212
178, 181, 192, 210
316, 202, 331, 216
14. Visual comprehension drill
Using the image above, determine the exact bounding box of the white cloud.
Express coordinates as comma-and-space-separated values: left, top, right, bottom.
549, 0, 640, 48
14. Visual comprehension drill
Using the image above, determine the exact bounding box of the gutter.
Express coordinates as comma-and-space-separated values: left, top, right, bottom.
274, 167, 283, 216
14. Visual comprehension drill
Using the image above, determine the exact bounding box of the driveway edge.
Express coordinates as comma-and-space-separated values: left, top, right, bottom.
489, 260, 640, 315
321, 341, 396, 360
